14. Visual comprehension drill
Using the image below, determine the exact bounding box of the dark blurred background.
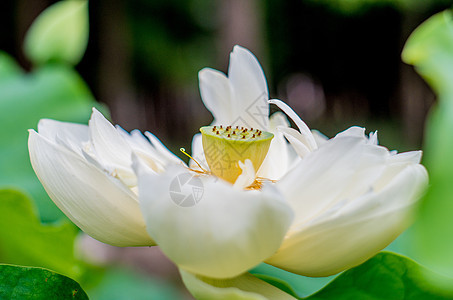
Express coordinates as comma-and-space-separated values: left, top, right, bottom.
1, 0, 450, 153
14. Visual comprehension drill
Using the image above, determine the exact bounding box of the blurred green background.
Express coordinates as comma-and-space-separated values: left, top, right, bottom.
0, 0, 452, 299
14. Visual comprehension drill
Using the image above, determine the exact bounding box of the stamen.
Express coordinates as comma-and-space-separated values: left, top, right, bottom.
216, 131, 219, 134
180, 148, 208, 172
245, 177, 278, 190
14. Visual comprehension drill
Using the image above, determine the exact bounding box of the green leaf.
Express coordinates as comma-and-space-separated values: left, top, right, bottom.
401, 9, 453, 288
0, 189, 83, 281
0, 63, 98, 222
24, 0, 89, 66
0, 264, 88, 300
252, 274, 299, 298
306, 252, 452, 299
250, 264, 334, 298
402, 10, 453, 97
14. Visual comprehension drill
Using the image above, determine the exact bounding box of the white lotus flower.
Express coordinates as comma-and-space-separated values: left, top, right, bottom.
29, 46, 428, 291
28, 109, 181, 246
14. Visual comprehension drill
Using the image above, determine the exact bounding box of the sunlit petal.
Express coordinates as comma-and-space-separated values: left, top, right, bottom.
134, 162, 293, 279
228, 46, 269, 130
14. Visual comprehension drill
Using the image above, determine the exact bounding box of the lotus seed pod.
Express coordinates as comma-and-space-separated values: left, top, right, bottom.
200, 125, 273, 183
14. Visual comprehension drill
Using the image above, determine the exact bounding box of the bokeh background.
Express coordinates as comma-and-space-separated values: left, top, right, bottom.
0, 0, 451, 299
2, 0, 450, 149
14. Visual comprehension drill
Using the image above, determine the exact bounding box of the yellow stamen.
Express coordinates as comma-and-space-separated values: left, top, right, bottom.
245, 177, 278, 190
179, 148, 208, 173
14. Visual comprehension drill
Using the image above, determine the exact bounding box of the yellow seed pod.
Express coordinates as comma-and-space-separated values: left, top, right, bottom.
200, 125, 274, 183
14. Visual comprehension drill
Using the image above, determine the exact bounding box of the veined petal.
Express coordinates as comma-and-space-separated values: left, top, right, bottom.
89, 108, 132, 169
180, 269, 297, 300
28, 130, 154, 247
38, 118, 88, 155
199, 68, 234, 126
267, 164, 428, 276
134, 162, 293, 279
228, 46, 269, 130
277, 135, 389, 224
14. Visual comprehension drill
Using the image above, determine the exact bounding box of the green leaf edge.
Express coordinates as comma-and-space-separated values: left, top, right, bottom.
0, 263, 89, 300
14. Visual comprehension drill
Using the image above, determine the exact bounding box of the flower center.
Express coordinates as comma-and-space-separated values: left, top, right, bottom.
200, 125, 274, 183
